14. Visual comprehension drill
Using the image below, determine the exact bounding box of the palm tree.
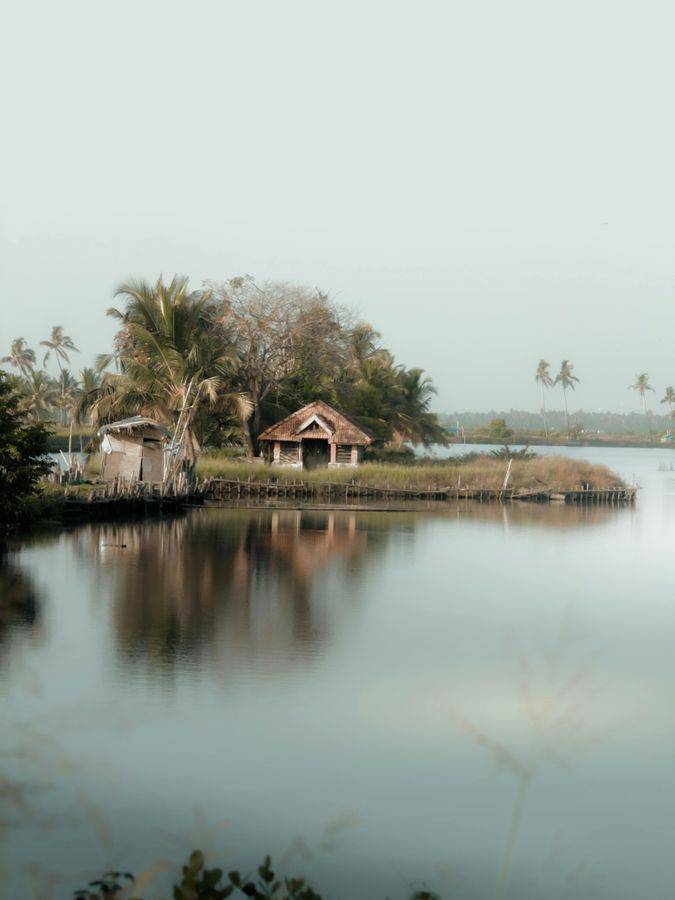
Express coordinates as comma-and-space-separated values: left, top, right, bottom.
629, 373, 654, 415
40, 325, 78, 374
534, 359, 553, 437
554, 360, 579, 439
22, 370, 57, 421
1, 338, 36, 376
388, 366, 444, 446
80, 275, 238, 471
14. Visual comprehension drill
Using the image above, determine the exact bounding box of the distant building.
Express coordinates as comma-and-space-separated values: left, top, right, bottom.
98, 416, 172, 482
258, 401, 374, 469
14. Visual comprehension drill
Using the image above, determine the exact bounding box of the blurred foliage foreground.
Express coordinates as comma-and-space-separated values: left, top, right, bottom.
74, 850, 440, 900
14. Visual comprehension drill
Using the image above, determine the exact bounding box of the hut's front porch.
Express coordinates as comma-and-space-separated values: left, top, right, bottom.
272, 438, 365, 470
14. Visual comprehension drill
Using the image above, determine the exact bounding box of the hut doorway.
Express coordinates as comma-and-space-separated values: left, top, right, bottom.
302, 439, 329, 469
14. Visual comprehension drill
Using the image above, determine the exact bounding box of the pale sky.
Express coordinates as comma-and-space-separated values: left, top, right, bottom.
1, 0, 673, 413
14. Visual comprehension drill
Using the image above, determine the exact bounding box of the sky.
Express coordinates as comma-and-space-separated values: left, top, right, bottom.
1, 0, 673, 414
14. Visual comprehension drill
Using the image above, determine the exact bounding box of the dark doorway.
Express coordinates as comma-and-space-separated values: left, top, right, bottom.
302, 439, 329, 469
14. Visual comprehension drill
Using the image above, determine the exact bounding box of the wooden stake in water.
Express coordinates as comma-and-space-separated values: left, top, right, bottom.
502, 458, 513, 491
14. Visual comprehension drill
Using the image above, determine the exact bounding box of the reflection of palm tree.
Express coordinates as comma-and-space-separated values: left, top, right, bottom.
554, 360, 579, 439
1, 338, 36, 377
534, 360, 553, 437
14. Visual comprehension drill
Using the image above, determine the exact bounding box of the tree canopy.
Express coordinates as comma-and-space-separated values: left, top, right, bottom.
0, 371, 52, 521
73, 274, 446, 458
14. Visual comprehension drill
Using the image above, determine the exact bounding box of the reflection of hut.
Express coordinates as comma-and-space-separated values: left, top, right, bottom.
98, 417, 172, 482
259, 401, 375, 469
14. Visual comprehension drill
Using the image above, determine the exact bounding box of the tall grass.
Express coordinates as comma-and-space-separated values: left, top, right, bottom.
195, 455, 623, 491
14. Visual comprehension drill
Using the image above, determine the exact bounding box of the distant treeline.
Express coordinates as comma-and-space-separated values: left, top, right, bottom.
440, 410, 672, 435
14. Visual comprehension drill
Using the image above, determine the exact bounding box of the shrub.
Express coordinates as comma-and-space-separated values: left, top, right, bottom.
0, 371, 53, 523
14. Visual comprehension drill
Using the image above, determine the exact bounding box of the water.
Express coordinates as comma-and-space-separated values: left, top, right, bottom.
2, 446, 674, 899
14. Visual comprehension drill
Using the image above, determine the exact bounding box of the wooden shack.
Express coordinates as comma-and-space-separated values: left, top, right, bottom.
258, 401, 374, 469
98, 416, 172, 483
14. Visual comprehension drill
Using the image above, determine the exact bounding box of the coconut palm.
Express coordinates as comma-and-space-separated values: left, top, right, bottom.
2, 338, 36, 377
554, 360, 580, 439
40, 326, 78, 373
1, 338, 36, 376
534, 359, 554, 437
660, 385, 674, 419
628, 373, 654, 415
79, 275, 239, 470
22, 370, 57, 421
391, 366, 445, 446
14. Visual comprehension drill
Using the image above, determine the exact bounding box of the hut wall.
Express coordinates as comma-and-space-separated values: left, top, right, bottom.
141, 439, 164, 481
328, 443, 362, 468
102, 442, 142, 481
100, 433, 165, 482
336, 444, 353, 464
272, 441, 302, 468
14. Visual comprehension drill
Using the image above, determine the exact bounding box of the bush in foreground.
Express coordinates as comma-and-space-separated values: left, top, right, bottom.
74, 850, 440, 900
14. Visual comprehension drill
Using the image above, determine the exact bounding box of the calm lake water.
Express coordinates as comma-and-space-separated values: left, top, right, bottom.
2, 446, 674, 899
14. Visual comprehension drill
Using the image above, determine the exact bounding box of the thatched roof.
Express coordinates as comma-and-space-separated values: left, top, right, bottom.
97, 416, 172, 441
259, 401, 375, 445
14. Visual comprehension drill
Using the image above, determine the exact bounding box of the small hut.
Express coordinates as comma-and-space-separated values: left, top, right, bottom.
98, 417, 172, 483
258, 401, 374, 469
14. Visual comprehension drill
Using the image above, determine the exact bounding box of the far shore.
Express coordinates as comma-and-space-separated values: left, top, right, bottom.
446, 433, 673, 449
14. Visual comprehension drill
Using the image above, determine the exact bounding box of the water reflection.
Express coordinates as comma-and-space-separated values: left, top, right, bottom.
0, 544, 42, 649
446, 500, 617, 529
79, 510, 395, 678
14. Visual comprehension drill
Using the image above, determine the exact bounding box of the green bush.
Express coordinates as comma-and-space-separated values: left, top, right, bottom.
0, 371, 53, 523
488, 417, 513, 440
74, 850, 441, 900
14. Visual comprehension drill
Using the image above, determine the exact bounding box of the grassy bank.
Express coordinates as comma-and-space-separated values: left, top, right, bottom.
196, 454, 624, 491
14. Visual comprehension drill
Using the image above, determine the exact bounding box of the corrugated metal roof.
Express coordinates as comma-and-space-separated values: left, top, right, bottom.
259, 401, 375, 445
97, 416, 173, 440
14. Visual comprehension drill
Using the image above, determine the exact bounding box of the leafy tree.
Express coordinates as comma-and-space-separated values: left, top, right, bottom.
489, 417, 513, 440
209, 277, 348, 456
534, 359, 553, 437
0, 371, 52, 521
629, 373, 654, 415
554, 360, 579, 439
1, 337, 36, 377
